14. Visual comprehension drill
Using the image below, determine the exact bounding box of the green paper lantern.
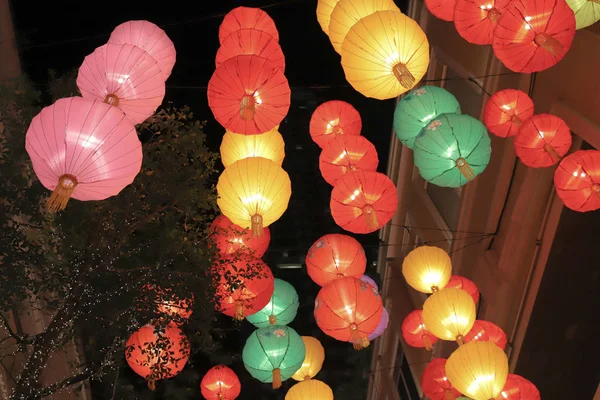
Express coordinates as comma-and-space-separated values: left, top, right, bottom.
242, 325, 306, 389
246, 279, 299, 328
394, 86, 461, 149
414, 113, 491, 188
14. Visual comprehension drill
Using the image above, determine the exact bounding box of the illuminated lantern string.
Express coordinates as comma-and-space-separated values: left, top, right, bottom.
425, 0, 457, 21
319, 135, 379, 186
220, 127, 285, 168
306, 233, 367, 286
402, 245, 453, 294
498, 374, 541, 400
219, 6, 279, 44
246, 279, 300, 327
216, 28, 285, 71
514, 114, 572, 168
285, 380, 334, 400
421, 358, 461, 400
553, 149, 600, 212
483, 89, 534, 138
401, 310, 439, 351
317, 0, 343, 34
422, 288, 477, 344
291, 336, 326, 381
454, 0, 512, 45
565, 0, 600, 29
209, 214, 271, 258
463, 320, 508, 350
445, 275, 480, 304
200, 365, 241, 400
309, 100, 362, 148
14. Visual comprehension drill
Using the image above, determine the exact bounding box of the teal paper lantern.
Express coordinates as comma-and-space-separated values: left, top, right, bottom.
394, 86, 461, 149
246, 279, 299, 328
414, 113, 491, 188
242, 325, 306, 389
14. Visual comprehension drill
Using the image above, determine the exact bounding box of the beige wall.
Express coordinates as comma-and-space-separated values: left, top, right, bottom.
0, 0, 21, 80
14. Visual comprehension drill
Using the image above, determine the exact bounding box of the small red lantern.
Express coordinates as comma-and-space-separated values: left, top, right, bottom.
421, 358, 461, 400
483, 89, 534, 138
219, 6, 279, 44
209, 214, 271, 258
514, 114, 572, 168
445, 275, 480, 304
201, 365, 242, 400
454, 0, 512, 45
554, 150, 600, 212
425, 0, 456, 21
305, 234, 367, 287
309, 100, 362, 148
401, 310, 439, 351
463, 320, 508, 350
498, 374, 541, 400
216, 28, 285, 71
319, 136, 379, 186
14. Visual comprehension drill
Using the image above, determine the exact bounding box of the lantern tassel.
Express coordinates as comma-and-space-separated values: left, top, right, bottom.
147, 380, 156, 391
423, 335, 433, 351
251, 214, 263, 238
269, 314, 277, 325
218, 394, 224, 400
456, 335, 465, 346
511, 115, 522, 126
104, 93, 120, 107
456, 158, 476, 182
304, 375, 312, 381
534, 33, 564, 57
46, 174, 78, 212
363, 205, 379, 231
543, 143, 561, 163
234, 300, 244, 321
240, 94, 256, 121
444, 389, 457, 400
272, 368, 282, 389
392, 62, 415, 89
350, 324, 369, 350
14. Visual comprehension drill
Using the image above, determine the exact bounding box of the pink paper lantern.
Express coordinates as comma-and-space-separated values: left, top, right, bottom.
368, 307, 389, 340
108, 20, 176, 80
25, 97, 143, 212
77, 43, 166, 125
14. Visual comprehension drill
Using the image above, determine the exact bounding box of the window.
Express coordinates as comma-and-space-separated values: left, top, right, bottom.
393, 340, 420, 400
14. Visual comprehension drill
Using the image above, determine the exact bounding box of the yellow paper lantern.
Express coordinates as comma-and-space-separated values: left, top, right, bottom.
341, 10, 430, 100
402, 245, 452, 294
220, 127, 285, 168
445, 341, 509, 400
285, 379, 334, 400
422, 288, 476, 344
329, 0, 401, 54
565, 0, 600, 29
217, 157, 291, 236
317, 0, 342, 34
292, 336, 325, 381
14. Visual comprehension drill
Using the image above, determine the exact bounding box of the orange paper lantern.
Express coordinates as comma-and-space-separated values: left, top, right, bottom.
317, 0, 342, 34
401, 310, 439, 350
216, 29, 285, 71
454, 0, 512, 44
554, 150, 600, 212
309, 100, 362, 148
306, 233, 367, 286
425, 0, 456, 21
445, 275, 480, 304
219, 6, 279, 44
483, 89, 534, 138
209, 215, 271, 258
464, 320, 508, 350
497, 374, 541, 400
421, 358, 461, 400
514, 114, 572, 168
200, 365, 241, 400
140, 284, 194, 323
319, 136, 379, 186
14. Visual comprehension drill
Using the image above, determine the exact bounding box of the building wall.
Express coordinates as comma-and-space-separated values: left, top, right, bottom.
368, 2, 600, 399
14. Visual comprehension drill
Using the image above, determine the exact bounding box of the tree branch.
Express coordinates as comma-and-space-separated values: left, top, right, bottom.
36, 370, 92, 398
0, 312, 23, 343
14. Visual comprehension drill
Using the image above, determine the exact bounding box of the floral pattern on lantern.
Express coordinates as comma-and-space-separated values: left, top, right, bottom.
514, 114, 572, 168
553, 150, 600, 212
483, 89, 534, 138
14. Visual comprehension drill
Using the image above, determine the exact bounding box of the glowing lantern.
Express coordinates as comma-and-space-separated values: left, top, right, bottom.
341, 10, 430, 100
425, 0, 457, 20
200, 365, 241, 400
328, 0, 401, 54
219, 6, 279, 44
401, 310, 439, 351
393, 86, 461, 149
292, 336, 326, 381
314, 276, 383, 350
514, 114, 572, 168
141, 284, 193, 323
445, 341, 509, 400
365, 307, 389, 341
306, 234, 367, 286
286, 380, 334, 400
414, 113, 492, 188
216, 157, 291, 236
25, 97, 142, 212
125, 322, 190, 390
402, 245, 453, 294
209, 214, 271, 258
464, 320, 508, 350
242, 325, 306, 389
483, 89, 534, 138
220, 127, 285, 168
422, 288, 477, 344
492, 0, 576, 73
216, 29, 285, 71
214, 256, 275, 320
498, 374, 541, 400
360, 274, 378, 291
246, 279, 299, 328
317, 0, 342, 33
446, 275, 480, 304
454, 0, 512, 45
330, 171, 398, 234
207, 55, 291, 135
77, 44, 165, 125
319, 136, 379, 186
565, 0, 600, 29
553, 150, 600, 212
309, 100, 362, 148
421, 358, 461, 400
108, 20, 176, 80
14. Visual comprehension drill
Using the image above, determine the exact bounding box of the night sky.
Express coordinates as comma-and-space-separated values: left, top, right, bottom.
11, 0, 402, 398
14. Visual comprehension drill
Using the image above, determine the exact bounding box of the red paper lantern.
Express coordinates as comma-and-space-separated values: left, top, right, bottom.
454, 0, 512, 45
305, 234, 367, 286
401, 310, 439, 350
425, 0, 456, 21
219, 6, 279, 44
463, 320, 508, 350
483, 89, 534, 138
209, 215, 271, 258
201, 365, 242, 400
421, 358, 461, 400
514, 114, 572, 168
330, 171, 398, 234
492, 0, 576, 73
207, 55, 291, 135
309, 100, 362, 148
445, 275, 480, 304
141, 284, 194, 323
319, 136, 379, 186
314, 276, 383, 350
214, 256, 274, 320
554, 150, 600, 212
498, 374, 541, 400
216, 28, 285, 71
125, 322, 190, 390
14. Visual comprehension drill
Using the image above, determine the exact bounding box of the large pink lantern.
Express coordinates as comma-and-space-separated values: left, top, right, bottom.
77, 44, 166, 125
108, 20, 176, 80
25, 97, 143, 212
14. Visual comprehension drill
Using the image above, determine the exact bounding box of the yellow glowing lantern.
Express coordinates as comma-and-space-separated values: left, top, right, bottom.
285, 379, 334, 400
329, 0, 401, 54
422, 288, 476, 344
341, 10, 430, 100
220, 127, 285, 168
217, 157, 291, 237
292, 336, 326, 381
402, 246, 452, 294
317, 0, 343, 34
445, 341, 509, 400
